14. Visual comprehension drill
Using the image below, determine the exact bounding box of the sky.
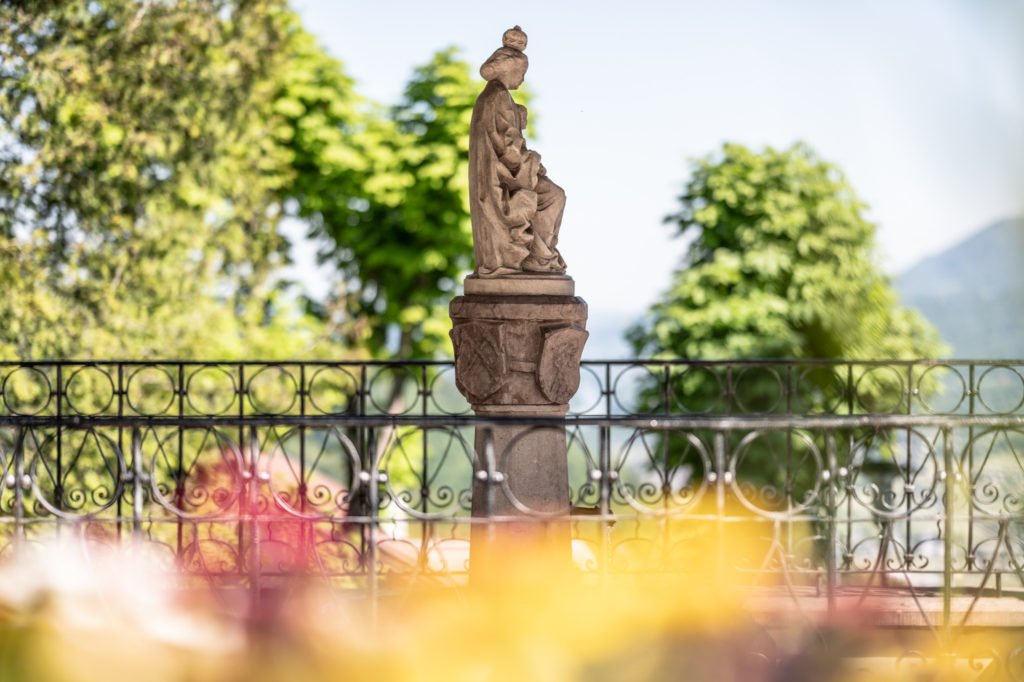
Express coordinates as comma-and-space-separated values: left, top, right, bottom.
284, 0, 1024, 328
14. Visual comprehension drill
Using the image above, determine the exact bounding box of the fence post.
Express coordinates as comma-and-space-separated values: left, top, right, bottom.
942, 426, 954, 639
825, 431, 838, 619
132, 427, 144, 543
117, 363, 124, 542
176, 363, 185, 563
714, 431, 726, 576
419, 365, 431, 574
12, 428, 25, 554
367, 426, 380, 627
298, 364, 309, 572
55, 364, 63, 539
247, 425, 262, 608
359, 366, 369, 576
482, 426, 497, 546
598, 363, 613, 583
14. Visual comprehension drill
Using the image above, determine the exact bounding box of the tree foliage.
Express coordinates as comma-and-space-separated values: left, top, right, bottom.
629, 143, 944, 409
626, 143, 947, 511
0, 0, 338, 360
1, 1, 497, 361
283, 48, 486, 358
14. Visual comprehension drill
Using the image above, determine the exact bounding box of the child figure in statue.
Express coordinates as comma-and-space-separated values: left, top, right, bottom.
469, 26, 567, 277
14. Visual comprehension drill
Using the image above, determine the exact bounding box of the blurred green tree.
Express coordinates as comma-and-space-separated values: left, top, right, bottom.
1, 2, 532, 368
0, 3, 496, 518
285, 48, 524, 359
0, 0, 335, 360
625, 142, 946, 513
628, 142, 944, 413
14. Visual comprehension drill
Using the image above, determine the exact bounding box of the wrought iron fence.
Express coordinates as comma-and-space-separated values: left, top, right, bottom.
3, 359, 1024, 419
0, 359, 1023, 633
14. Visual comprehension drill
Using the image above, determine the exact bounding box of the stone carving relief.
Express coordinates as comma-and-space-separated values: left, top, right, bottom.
449, 296, 588, 407
537, 326, 588, 404
450, 322, 507, 402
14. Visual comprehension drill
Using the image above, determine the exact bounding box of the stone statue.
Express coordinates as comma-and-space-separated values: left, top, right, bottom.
452, 26, 587, 577
469, 26, 567, 278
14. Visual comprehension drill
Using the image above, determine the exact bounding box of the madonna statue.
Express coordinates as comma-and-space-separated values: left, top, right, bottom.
469, 26, 567, 277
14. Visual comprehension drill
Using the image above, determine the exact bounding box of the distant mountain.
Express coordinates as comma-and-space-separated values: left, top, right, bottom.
897, 218, 1024, 358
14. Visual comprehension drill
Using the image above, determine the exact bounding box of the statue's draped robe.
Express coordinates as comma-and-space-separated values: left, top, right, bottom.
469, 80, 566, 277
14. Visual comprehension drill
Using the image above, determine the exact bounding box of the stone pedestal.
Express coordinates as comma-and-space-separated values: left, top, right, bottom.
449, 276, 587, 576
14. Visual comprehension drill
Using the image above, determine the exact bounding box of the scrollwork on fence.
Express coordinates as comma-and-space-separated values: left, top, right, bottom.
0, 359, 1021, 633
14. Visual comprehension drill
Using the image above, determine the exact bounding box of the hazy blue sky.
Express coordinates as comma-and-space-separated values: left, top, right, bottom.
285, 0, 1023, 324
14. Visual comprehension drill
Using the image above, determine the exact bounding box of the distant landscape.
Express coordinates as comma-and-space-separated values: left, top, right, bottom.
897, 217, 1024, 359
585, 217, 1024, 361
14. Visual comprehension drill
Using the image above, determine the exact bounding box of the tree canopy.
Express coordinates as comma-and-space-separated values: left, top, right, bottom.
281, 47, 485, 359
0, 0, 326, 360
630, 142, 943, 361
628, 142, 944, 412
0, 1, 495, 361
623, 143, 947, 510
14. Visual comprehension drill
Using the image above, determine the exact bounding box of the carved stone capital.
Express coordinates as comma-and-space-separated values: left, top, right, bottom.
449, 294, 588, 408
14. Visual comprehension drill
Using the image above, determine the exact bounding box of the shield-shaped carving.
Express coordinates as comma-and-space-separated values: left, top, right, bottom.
538, 325, 589, 404
451, 322, 508, 402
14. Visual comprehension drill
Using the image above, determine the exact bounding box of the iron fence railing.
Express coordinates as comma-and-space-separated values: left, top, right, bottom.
0, 360, 1023, 631
1, 359, 1023, 419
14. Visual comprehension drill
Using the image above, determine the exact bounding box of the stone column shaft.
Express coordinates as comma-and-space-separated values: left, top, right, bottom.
449, 279, 587, 577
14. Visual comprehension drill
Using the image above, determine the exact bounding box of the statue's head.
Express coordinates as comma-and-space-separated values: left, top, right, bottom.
501, 25, 527, 51
480, 26, 528, 90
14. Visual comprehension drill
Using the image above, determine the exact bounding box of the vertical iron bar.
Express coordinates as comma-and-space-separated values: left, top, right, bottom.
905, 364, 913, 570
420, 365, 430, 572
825, 431, 838, 618
720, 367, 733, 578
846, 363, 854, 415
845, 427, 854, 574
967, 364, 975, 570
785, 365, 794, 561
117, 364, 124, 542
248, 425, 261, 609
843, 362, 854, 574
367, 422, 381, 627
942, 426, 954, 637
176, 364, 185, 561
714, 431, 726, 576
238, 364, 246, 589
359, 365, 368, 417
12, 428, 25, 554
785, 364, 794, 416
725, 364, 734, 416
359, 366, 368, 571
661, 364, 670, 415
483, 426, 497, 544
598, 363, 612, 582
55, 364, 62, 539
661, 388, 670, 567
132, 427, 144, 542
907, 363, 916, 416
299, 364, 307, 571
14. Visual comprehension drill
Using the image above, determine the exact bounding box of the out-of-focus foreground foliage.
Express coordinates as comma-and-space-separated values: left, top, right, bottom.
629, 143, 945, 413
0, 533, 1004, 682
0, 0, 484, 360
